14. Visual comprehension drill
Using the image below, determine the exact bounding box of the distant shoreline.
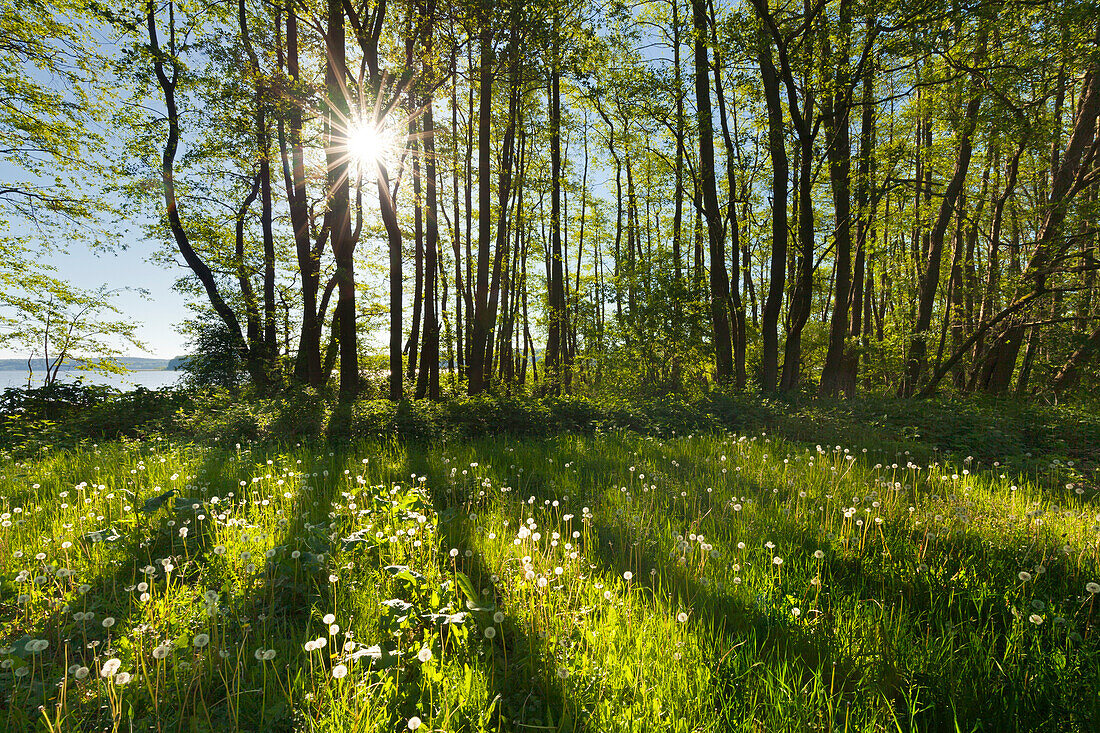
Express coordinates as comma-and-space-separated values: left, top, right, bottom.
0, 357, 182, 372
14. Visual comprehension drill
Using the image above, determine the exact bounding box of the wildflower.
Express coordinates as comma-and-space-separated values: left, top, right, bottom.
1087, 582, 1100, 595
407, 717, 422, 731
102, 617, 116, 629
213, 545, 226, 555
74, 666, 89, 680
323, 613, 336, 625
677, 612, 688, 623
1018, 571, 1032, 582
791, 608, 801, 618
493, 611, 505, 624
332, 664, 348, 679
417, 647, 432, 663
153, 645, 171, 660
484, 627, 496, 639
557, 667, 569, 679
772, 557, 783, 566
114, 672, 132, 685
100, 658, 121, 677
193, 633, 210, 648
1029, 614, 1043, 625
814, 550, 824, 559
623, 571, 633, 581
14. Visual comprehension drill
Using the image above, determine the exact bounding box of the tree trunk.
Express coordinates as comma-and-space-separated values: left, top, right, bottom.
467, 26, 493, 395
280, 3, 322, 387
819, 3, 855, 397
757, 30, 787, 392
416, 94, 441, 400
545, 36, 570, 393
692, 0, 733, 383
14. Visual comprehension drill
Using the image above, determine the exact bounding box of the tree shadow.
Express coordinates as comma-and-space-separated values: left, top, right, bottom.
404, 444, 578, 731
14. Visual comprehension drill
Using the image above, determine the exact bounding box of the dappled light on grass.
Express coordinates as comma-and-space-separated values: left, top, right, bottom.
0, 432, 1098, 730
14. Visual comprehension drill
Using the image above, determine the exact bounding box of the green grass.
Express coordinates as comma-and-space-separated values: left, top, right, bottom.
1, 429, 1098, 732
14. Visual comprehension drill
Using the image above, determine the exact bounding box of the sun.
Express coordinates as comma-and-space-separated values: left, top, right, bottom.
346, 121, 388, 171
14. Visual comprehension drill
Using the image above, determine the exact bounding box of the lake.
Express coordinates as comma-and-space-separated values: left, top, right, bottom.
0, 370, 182, 391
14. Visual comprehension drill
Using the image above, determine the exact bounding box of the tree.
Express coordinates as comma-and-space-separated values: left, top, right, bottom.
0, 281, 145, 386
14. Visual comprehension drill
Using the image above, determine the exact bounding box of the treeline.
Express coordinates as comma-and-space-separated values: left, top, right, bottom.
5, 0, 1100, 400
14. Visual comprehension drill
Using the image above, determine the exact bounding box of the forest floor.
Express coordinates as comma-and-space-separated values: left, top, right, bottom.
1, 412, 1099, 731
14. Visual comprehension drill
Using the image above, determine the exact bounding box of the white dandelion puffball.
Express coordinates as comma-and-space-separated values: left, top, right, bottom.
1029, 614, 1043, 625
262, 649, 276, 661
484, 626, 496, 639
493, 611, 505, 624
323, 613, 336, 625
791, 608, 801, 618
407, 717, 422, 731
677, 612, 688, 623
193, 633, 210, 648
622, 571, 633, 581
332, 664, 348, 679
417, 647, 432, 663
114, 672, 132, 685
1018, 571, 1032, 582
814, 550, 824, 559
153, 645, 171, 660
1087, 582, 1100, 595
102, 617, 116, 629
74, 666, 89, 680
100, 658, 121, 677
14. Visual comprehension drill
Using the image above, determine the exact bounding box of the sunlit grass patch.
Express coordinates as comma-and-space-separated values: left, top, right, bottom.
1, 431, 1098, 731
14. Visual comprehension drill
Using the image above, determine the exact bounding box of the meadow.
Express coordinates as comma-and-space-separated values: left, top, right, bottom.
1, 426, 1098, 732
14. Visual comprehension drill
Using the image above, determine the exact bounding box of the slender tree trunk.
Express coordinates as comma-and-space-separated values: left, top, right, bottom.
281, 3, 322, 387
407, 107, 423, 383
692, 0, 733, 383
467, 27, 494, 395
545, 37, 570, 393
901, 28, 987, 395
417, 94, 441, 400
758, 31, 787, 392
711, 11, 746, 388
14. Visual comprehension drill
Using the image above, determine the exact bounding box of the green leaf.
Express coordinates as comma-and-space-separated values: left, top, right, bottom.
455, 571, 477, 606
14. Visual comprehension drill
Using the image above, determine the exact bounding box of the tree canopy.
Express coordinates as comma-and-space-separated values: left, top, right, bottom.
5, 0, 1100, 400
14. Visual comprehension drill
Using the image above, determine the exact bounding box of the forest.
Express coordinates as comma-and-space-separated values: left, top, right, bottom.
7, 0, 1100, 401
3, 1, 1100, 732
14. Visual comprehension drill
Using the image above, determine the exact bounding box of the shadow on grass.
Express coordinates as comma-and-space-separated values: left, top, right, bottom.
405, 445, 578, 732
